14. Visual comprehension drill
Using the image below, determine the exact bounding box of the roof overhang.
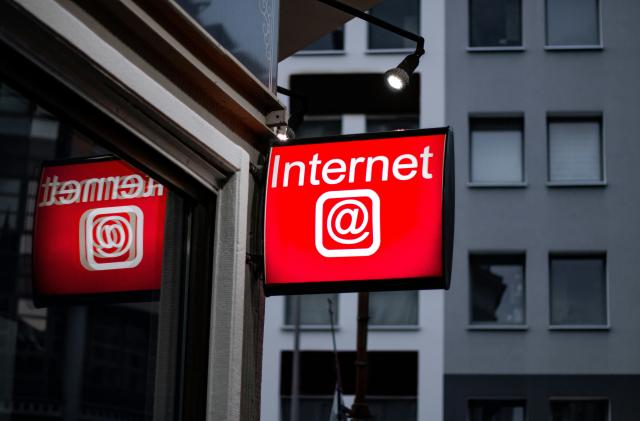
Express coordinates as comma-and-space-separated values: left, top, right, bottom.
278, 0, 382, 60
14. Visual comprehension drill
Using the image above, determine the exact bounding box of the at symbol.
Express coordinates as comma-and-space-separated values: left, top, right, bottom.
326, 199, 370, 245
94, 216, 132, 258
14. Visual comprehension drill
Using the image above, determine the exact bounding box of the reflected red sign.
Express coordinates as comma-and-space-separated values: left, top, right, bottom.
32, 157, 167, 305
264, 128, 454, 295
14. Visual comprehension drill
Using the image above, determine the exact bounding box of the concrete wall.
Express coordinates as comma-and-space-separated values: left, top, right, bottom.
445, 0, 640, 375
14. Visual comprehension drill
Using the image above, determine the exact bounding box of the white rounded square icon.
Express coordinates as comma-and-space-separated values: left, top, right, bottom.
79, 205, 144, 271
315, 189, 381, 258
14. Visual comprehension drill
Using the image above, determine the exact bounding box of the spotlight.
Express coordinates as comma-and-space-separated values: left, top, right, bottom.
385, 53, 421, 92
275, 126, 295, 142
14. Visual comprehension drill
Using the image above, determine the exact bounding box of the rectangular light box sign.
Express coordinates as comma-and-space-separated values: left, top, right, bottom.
263, 127, 454, 296
32, 156, 167, 306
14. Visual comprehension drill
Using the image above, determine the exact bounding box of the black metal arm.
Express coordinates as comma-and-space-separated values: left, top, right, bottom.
317, 0, 425, 56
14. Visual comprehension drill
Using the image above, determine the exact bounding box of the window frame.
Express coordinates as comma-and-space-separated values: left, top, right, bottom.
546, 113, 606, 187
468, 115, 527, 188
467, 397, 528, 421
468, 252, 528, 330
282, 294, 340, 331
544, 0, 604, 50
467, 0, 525, 52
548, 252, 610, 330
366, 0, 421, 52
1, 2, 256, 419
368, 290, 420, 330
549, 397, 610, 421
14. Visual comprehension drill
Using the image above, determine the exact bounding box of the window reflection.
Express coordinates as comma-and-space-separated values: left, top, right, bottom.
0, 79, 181, 419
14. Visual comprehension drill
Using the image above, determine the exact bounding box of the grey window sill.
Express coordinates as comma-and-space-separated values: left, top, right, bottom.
467, 324, 528, 331
369, 325, 420, 332
294, 50, 346, 57
281, 325, 337, 332
549, 325, 610, 331
366, 48, 415, 55
547, 181, 607, 188
545, 45, 603, 51
467, 46, 525, 53
468, 182, 528, 189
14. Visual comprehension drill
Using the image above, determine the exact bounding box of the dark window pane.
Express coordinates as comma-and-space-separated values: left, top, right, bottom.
0, 78, 189, 419
303, 28, 344, 51
469, 400, 526, 421
366, 115, 419, 133
471, 255, 526, 324
470, 0, 522, 47
368, 0, 420, 49
369, 290, 418, 325
296, 117, 342, 139
470, 118, 524, 183
550, 256, 607, 325
547, 0, 600, 46
551, 400, 608, 421
285, 294, 337, 325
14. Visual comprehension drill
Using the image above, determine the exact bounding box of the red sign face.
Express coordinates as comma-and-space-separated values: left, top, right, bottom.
264, 128, 454, 295
33, 158, 167, 305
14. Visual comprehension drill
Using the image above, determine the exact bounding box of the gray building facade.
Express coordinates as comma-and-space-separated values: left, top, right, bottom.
445, 0, 640, 420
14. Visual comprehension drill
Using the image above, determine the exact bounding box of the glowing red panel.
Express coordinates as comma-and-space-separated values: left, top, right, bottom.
32, 157, 167, 305
264, 128, 454, 295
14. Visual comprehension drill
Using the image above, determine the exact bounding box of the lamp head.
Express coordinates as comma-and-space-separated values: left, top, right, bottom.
384, 67, 410, 91
384, 52, 421, 92
275, 126, 295, 142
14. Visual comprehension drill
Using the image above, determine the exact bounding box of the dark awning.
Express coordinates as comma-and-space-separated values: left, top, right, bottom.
278, 0, 382, 60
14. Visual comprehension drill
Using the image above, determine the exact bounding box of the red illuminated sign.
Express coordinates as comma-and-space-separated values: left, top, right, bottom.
264, 127, 454, 295
32, 157, 167, 306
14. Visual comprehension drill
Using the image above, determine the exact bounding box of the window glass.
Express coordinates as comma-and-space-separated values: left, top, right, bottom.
547, 0, 600, 46
368, 0, 420, 49
469, 400, 526, 421
369, 290, 418, 325
470, 0, 522, 47
550, 399, 608, 421
470, 255, 526, 325
285, 294, 337, 325
548, 118, 602, 183
470, 118, 524, 183
550, 255, 607, 325
296, 117, 342, 139
302, 28, 344, 51
280, 351, 417, 421
366, 115, 419, 133
175, 0, 279, 90
0, 79, 188, 419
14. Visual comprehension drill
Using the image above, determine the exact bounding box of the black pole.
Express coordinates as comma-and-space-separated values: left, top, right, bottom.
317, 0, 425, 56
290, 295, 301, 421
328, 299, 346, 420
350, 292, 371, 420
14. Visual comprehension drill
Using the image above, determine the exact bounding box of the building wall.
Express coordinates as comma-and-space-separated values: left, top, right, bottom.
444, 0, 640, 418
261, 0, 446, 419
